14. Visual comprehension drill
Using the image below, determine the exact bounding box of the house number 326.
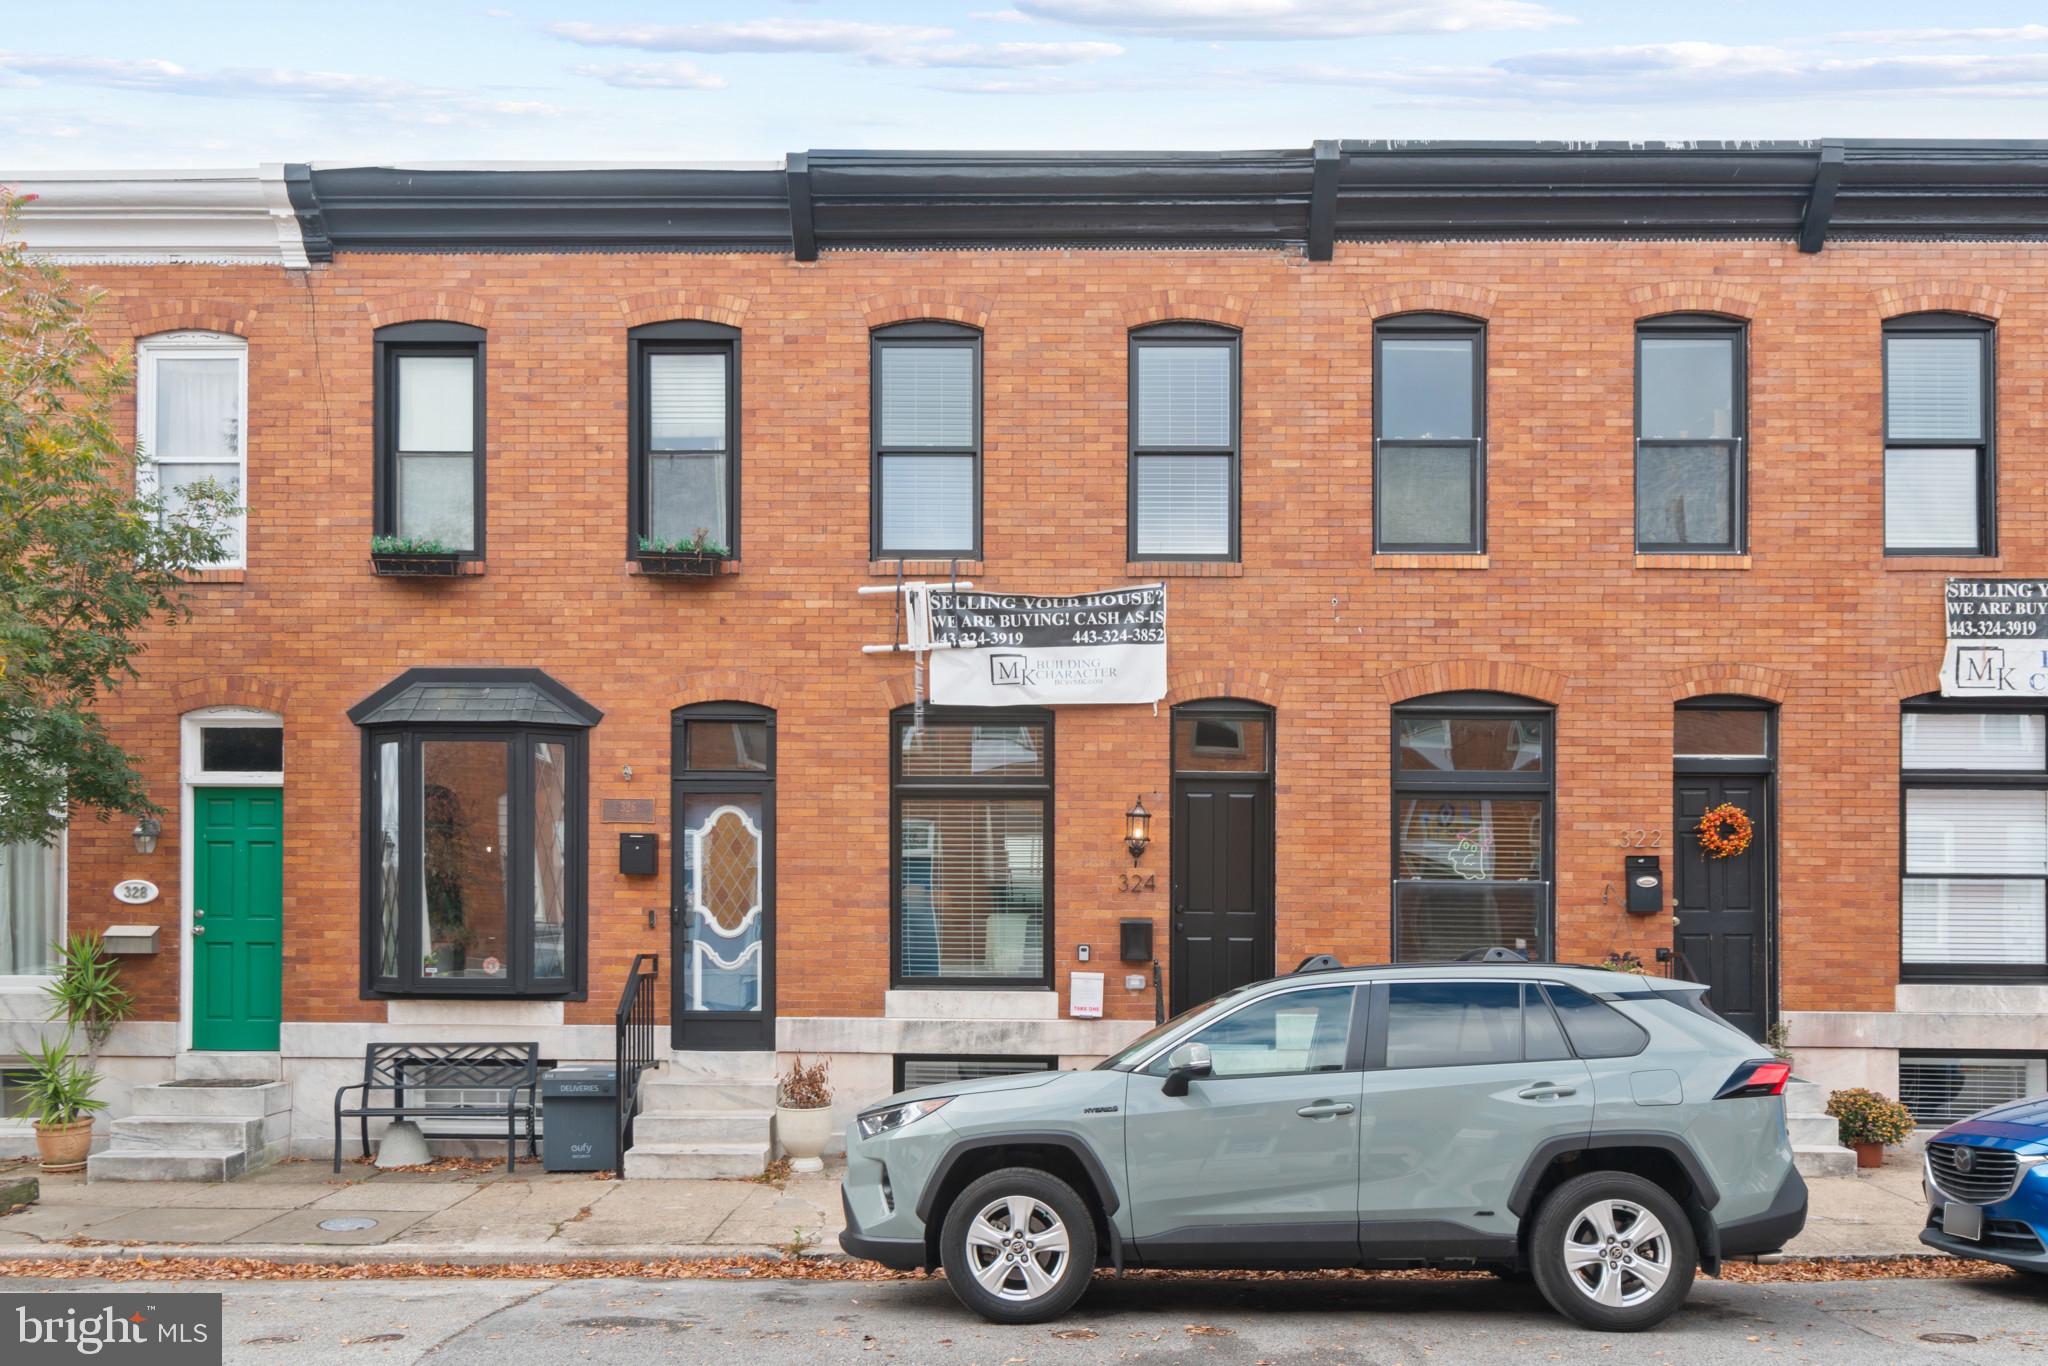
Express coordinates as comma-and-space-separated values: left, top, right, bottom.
1119, 872, 1157, 893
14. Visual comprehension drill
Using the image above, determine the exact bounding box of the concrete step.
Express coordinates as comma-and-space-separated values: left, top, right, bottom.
638, 1078, 778, 1113
87, 1147, 247, 1183
621, 1142, 771, 1180
132, 1081, 291, 1119
174, 1052, 281, 1083
630, 1111, 775, 1146
1787, 1114, 1843, 1147
665, 1052, 778, 1082
1784, 1079, 1828, 1117
105, 1115, 263, 1154
1795, 1145, 1859, 1180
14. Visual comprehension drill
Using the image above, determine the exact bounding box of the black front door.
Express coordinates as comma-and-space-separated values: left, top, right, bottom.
1171, 777, 1274, 1014
1673, 774, 1772, 1040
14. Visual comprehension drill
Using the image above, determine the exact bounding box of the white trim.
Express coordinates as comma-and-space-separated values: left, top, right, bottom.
11, 167, 310, 267
179, 707, 283, 1052
137, 332, 250, 571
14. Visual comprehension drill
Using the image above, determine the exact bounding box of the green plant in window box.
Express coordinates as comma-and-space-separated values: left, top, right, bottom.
370, 535, 461, 577
1826, 1087, 1915, 1168
21, 1033, 105, 1172
638, 530, 729, 577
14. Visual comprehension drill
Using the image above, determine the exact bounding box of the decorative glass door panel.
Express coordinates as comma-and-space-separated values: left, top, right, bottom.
681, 794, 765, 1018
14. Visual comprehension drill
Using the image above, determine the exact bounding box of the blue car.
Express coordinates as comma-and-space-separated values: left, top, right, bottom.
1921, 1095, 2048, 1273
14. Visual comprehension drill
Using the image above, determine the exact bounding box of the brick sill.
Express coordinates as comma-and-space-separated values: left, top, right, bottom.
179, 568, 246, 584
1635, 554, 1751, 571
1126, 561, 1245, 578
869, 560, 984, 578
1883, 556, 2005, 573
628, 559, 742, 577
1373, 554, 1489, 571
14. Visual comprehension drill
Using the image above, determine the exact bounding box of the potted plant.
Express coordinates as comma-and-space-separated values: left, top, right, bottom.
637, 530, 729, 577
775, 1055, 833, 1173
44, 932, 134, 1072
370, 535, 463, 577
1826, 1087, 1915, 1168
22, 1034, 105, 1172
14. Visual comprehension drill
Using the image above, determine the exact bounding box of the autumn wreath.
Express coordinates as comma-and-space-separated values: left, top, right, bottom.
1697, 802, 1753, 859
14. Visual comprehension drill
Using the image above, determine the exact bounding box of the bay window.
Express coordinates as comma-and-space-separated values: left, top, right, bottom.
375, 322, 485, 557
138, 332, 247, 567
1885, 314, 1994, 556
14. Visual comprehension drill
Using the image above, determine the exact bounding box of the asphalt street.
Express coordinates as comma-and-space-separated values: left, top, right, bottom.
9, 1272, 2046, 1365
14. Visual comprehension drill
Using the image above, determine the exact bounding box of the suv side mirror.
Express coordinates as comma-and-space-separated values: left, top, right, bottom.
1161, 1042, 1213, 1098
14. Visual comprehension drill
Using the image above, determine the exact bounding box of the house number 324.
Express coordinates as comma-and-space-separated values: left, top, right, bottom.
1118, 872, 1157, 893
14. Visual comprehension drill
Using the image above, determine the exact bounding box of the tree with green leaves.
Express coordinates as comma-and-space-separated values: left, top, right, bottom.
1, 192, 234, 848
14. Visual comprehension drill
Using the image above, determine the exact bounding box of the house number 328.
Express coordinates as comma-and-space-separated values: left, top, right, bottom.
1119, 872, 1157, 893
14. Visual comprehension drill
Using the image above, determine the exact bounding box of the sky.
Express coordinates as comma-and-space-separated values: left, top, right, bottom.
6, 2, 2048, 167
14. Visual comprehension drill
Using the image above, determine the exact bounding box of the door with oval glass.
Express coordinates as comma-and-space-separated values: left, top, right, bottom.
671, 705, 776, 1051
1672, 700, 1775, 1042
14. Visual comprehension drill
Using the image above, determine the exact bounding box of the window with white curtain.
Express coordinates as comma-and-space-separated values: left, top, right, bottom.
138, 332, 247, 568
872, 324, 980, 559
630, 322, 739, 557
1903, 705, 2048, 978
375, 322, 484, 557
1130, 325, 1239, 560
1375, 315, 1484, 553
1885, 316, 1993, 555
1636, 317, 1745, 553
0, 836, 63, 979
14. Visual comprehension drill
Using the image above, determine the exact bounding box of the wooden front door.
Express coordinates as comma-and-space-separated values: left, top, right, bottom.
1673, 774, 1772, 1040
1170, 777, 1274, 1014
191, 787, 284, 1051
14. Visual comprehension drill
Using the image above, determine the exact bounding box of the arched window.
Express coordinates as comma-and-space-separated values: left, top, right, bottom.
1636, 313, 1746, 554
872, 321, 981, 559
1885, 312, 1994, 555
137, 330, 248, 568
1129, 322, 1240, 561
1391, 691, 1552, 962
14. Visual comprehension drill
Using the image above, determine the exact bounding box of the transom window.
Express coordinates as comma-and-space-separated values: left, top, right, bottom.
872, 323, 981, 559
1636, 315, 1745, 554
1391, 694, 1553, 962
892, 709, 1051, 987
630, 322, 739, 558
1901, 701, 2048, 980
1374, 314, 1484, 554
1885, 314, 1994, 556
1129, 323, 1240, 561
137, 331, 247, 568
375, 321, 485, 557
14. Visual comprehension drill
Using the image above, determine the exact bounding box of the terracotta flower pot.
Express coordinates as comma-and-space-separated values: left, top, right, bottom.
1853, 1140, 1885, 1169
34, 1118, 94, 1173
776, 1104, 832, 1173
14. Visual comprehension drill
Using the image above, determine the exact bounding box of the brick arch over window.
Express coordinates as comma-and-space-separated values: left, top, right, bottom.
1627, 281, 1761, 322
858, 289, 993, 331
1667, 664, 1791, 704
618, 289, 750, 330
167, 674, 292, 716
1365, 282, 1499, 322
1119, 289, 1251, 331
363, 291, 494, 331
1163, 669, 1284, 708
1380, 659, 1567, 706
665, 671, 789, 714
1892, 661, 1944, 700
1875, 281, 2005, 322
124, 301, 258, 339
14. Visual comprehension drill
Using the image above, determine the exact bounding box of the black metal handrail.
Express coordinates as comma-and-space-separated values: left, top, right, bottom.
613, 952, 659, 1178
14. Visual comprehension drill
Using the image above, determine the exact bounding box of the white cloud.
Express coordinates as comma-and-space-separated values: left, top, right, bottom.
1836, 26, 2048, 45
1011, 0, 1569, 40
971, 9, 1034, 21
572, 60, 726, 90
874, 41, 1125, 69
545, 18, 950, 54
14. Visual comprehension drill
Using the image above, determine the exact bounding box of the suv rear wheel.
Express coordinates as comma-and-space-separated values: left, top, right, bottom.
1530, 1171, 1697, 1331
939, 1166, 1096, 1324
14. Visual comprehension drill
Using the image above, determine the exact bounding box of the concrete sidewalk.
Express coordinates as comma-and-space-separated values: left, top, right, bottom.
0, 1156, 1934, 1265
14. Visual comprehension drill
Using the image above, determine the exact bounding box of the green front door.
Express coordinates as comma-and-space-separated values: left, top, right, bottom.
192, 787, 283, 1051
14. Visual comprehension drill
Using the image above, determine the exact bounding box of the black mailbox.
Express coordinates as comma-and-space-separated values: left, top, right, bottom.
1625, 855, 1663, 915
619, 833, 658, 877
1120, 918, 1154, 962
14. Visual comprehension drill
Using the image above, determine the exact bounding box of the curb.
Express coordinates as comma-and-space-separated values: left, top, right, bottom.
0, 1243, 846, 1267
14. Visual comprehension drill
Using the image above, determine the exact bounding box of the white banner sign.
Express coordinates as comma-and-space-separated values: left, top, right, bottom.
1942, 579, 2048, 697
927, 585, 1166, 706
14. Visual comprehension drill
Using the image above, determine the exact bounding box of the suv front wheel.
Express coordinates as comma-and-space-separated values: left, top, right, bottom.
939, 1167, 1097, 1324
1530, 1171, 1697, 1331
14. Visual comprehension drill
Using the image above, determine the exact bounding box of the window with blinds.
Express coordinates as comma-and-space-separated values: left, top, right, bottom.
893, 711, 1052, 986
873, 326, 979, 558
1129, 326, 1238, 560
894, 1055, 1056, 1091
1900, 1054, 2044, 1127
1636, 320, 1744, 553
1903, 706, 2048, 976
1375, 317, 1484, 553
629, 323, 740, 558
1884, 317, 1993, 555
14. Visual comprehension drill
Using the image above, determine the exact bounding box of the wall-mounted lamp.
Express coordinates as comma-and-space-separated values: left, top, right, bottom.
1124, 796, 1151, 864
131, 816, 162, 855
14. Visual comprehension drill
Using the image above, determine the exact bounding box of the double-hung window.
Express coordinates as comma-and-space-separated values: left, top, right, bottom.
1129, 324, 1239, 560
138, 332, 247, 567
872, 323, 980, 560
375, 322, 485, 558
1637, 316, 1745, 553
1374, 315, 1484, 553
1391, 693, 1552, 961
0, 835, 62, 980
1885, 314, 1994, 556
1901, 703, 2048, 980
892, 708, 1051, 987
630, 322, 738, 558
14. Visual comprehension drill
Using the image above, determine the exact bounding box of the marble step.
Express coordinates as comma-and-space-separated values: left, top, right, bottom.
132, 1081, 291, 1119
1787, 1113, 1843, 1148
104, 1115, 264, 1154
173, 1052, 281, 1083
630, 1111, 775, 1146
664, 1052, 779, 1082
621, 1142, 772, 1180
87, 1147, 247, 1183
638, 1078, 778, 1113
1794, 1145, 1859, 1180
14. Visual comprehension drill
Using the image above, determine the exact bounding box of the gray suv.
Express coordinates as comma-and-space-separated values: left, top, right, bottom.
839, 956, 1806, 1331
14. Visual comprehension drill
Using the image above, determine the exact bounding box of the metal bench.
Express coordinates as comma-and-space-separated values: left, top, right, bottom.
332, 1042, 540, 1172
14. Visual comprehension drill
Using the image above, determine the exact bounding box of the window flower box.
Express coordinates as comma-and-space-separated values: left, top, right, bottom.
636, 536, 729, 578
370, 537, 463, 578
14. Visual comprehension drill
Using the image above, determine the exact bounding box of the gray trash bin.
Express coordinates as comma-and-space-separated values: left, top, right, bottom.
540, 1065, 618, 1172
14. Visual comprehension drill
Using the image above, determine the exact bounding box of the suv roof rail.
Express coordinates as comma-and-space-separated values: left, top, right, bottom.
1291, 954, 1345, 974
1456, 946, 1530, 962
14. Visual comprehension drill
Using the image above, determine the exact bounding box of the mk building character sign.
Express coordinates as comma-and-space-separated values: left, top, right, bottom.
927, 584, 1167, 706
1942, 578, 2048, 697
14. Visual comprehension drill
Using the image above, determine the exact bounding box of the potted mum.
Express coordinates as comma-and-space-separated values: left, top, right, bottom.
22, 1034, 105, 1172
1826, 1087, 1916, 1168
775, 1055, 833, 1173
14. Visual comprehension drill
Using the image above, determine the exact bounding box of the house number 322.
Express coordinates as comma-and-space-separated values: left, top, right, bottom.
1620, 828, 1662, 848
1118, 872, 1157, 893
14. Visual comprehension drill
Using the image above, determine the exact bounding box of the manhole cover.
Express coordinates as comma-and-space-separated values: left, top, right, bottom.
1921, 1332, 1980, 1345
317, 1216, 379, 1232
